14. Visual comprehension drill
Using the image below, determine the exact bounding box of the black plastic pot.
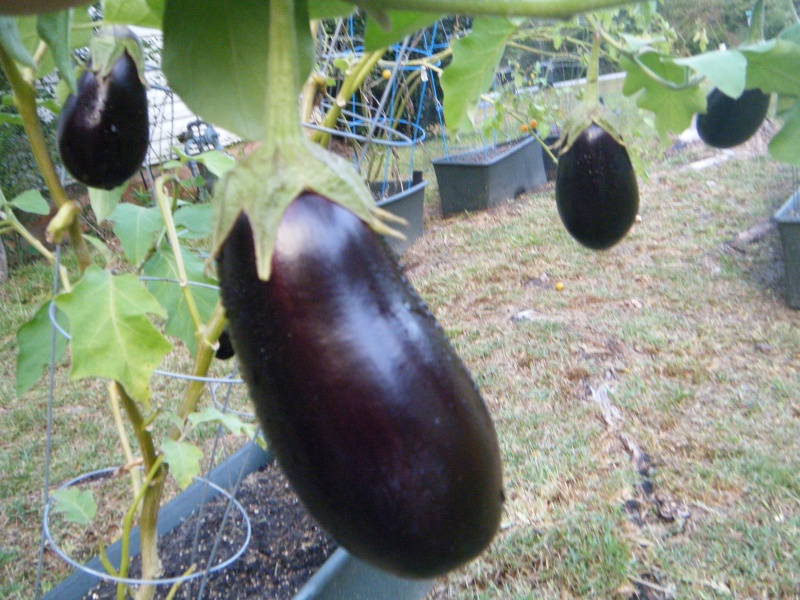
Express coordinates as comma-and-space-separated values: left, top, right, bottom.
42, 442, 435, 600
774, 192, 800, 309
370, 177, 429, 255
432, 136, 546, 217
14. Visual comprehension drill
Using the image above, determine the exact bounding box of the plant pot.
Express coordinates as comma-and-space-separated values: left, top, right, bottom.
42, 442, 434, 600
370, 178, 429, 255
431, 135, 546, 217
774, 192, 800, 309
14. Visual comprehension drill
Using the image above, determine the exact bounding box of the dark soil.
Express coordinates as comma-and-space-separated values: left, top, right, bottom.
436, 138, 527, 165
84, 462, 337, 600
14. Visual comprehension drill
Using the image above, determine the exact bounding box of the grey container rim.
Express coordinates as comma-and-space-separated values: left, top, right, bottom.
431, 135, 538, 168
374, 178, 429, 206
41, 440, 434, 600
773, 190, 800, 224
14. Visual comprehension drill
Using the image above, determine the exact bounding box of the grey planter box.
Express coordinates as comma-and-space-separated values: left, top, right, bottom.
432, 135, 546, 217
371, 177, 428, 255
43, 441, 434, 600
774, 192, 800, 309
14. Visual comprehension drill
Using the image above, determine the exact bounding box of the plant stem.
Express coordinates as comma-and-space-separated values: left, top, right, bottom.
263, 0, 309, 146
310, 50, 384, 147
338, 0, 643, 19
171, 301, 228, 437
154, 176, 202, 331
115, 382, 165, 600
747, 0, 765, 44
0, 45, 92, 273
586, 32, 600, 108
108, 381, 142, 496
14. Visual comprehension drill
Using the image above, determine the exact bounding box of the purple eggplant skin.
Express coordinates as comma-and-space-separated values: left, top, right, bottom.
214, 328, 235, 360
57, 51, 149, 190
696, 87, 770, 149
216, 193, 504, 578
555, 123, 639, 250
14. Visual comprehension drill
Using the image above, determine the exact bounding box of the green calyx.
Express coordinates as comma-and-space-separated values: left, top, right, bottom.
89, 25, 147, 85
209, 0, 401, 281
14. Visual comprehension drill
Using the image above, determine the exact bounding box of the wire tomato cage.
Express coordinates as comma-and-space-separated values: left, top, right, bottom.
35, 248, 260, 600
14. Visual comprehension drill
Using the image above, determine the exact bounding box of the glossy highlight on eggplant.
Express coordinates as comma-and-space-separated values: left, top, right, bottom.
57, 38, 149, 190
216, 193, 504, 578
696, 87, 770, 149
555, 123, 639, 250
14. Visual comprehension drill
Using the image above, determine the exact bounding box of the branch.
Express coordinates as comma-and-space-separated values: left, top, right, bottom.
0, 44, 93, 273
340, 0, 641, 19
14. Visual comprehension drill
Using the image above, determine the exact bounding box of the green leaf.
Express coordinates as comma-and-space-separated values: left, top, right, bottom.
769, 99, 800, 166
16, 301, 68, 398
191, 150, 235, 178
9, 189, 50, 215
364, 11, 442, 51
674, 50, 746, 99
742, 39, 800, 97
143, 248, 218, 355
0, 112, 23, 125
308, 0, 353, 19
188, 407, 256, 439
51, 487, 97, 526
102, 0, 163, 28
0, 17, 35, 69
109, 203, 164, 264
161, 439, 203, 489
83, 234, 115, 267
36, 10, 75, 93
440, 17, 519, 135
621, 52, 706, 138
54, 267, 172, 403
173, 203, 212, 239
162, 0, 313, 141
89, 185, 126, 224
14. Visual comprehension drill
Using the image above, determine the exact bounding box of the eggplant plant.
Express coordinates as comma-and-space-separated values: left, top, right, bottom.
2, 0, 800, 598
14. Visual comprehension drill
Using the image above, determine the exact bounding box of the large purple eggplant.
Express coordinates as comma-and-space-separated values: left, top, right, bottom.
216, 192, 503, 578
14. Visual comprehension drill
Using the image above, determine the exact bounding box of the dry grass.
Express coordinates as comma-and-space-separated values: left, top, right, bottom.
407, 130, 800, 598
2, 119, 799, 598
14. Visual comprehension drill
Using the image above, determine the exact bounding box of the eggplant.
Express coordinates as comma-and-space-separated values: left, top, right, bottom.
555, 123, 639, 250
696, 87, 770, 149
215, 328, 235, 360
57, 30, 149, 190
216, 193, 503, 578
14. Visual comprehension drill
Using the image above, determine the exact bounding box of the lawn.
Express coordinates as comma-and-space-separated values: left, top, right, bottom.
1, 102, 799, 597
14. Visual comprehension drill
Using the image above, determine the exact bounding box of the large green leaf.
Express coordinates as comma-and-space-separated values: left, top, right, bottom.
89, 185, 126, 225
9, 189, 50, 215
173, 203, 212, 239
102, 0, 162, 28
162, 0, 313, 141
0, 16, 35, 68
143, 248, 219, 355
769, 99, 800, 167
161, 439, 203, 489
742, 39, 800, 97
54, 267, 172, 403
36, 10, 75, 92
440, 17, 519, 135
621, 52, 706, 137
109, 203, 164, 264
364, 11, 442, 51
16, 301, 68, 397
51, 488, 97, 526
674, 50, 746, 99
